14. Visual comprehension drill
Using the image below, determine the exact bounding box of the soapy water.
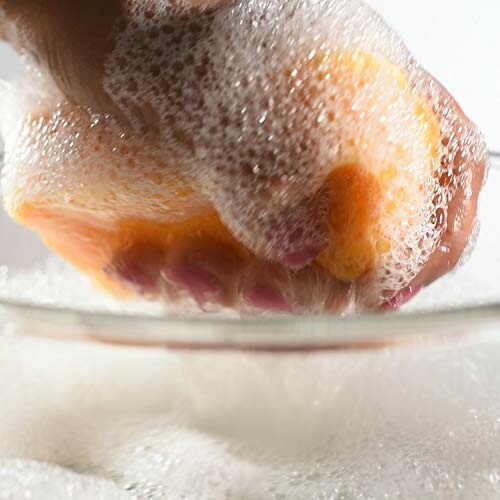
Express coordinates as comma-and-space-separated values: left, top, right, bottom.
0, 0, 487, 312
3, 335, 500, 498
0, 460, 129, 499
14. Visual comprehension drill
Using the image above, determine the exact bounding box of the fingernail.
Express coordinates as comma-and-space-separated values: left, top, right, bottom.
107, 247, 164, 296
164, 262, 222, 301
243, 283, 292, 312
283, 245, 322, 267
265, 201, 327, 268
114, 263, 159, 295
382, 285, 422, 311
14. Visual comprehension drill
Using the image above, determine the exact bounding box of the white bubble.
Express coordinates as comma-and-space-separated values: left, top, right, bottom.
0, 460, 129, 499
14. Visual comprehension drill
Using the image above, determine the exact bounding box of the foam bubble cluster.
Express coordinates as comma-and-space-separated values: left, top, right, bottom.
0, 71, 209, 224
101, 0, 487, 296
0, 460, 128, 499
0, 0, 487, 309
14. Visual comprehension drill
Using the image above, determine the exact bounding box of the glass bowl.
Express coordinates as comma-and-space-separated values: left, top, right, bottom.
0, 154, 499, 499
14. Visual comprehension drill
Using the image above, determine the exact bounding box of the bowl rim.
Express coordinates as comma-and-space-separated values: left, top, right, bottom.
1, 296, 500, 351
0, 152, 498, 352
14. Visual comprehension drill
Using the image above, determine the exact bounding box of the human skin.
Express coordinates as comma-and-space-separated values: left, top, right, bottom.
0, 0, 487, 313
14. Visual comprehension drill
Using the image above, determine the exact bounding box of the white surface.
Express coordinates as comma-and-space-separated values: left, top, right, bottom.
0, 44, 51, 268
366, 0, 500, 150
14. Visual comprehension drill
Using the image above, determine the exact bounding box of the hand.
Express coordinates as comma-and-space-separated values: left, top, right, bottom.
0, 0, 487, 314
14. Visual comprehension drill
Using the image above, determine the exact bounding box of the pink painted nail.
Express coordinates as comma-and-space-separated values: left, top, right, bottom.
164, 262, 222, 301
283, 245, 322, 267
244, 283, 292, 312
115, 262, 159, 294
107, 245, 164, 296
382, 286, 422, 311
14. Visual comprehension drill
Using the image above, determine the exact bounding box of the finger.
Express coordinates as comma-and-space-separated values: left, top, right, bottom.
105, 242, 165, 299
411, 153, 486, 290
0, 0, 124, 116
111, 234, 350, 315
161, 237, 242, 309
0, 0, 228, 116
239, 262, 293, 313
408, 79, 487, 292
239, 260, 350, 314
234, 190, 329, 269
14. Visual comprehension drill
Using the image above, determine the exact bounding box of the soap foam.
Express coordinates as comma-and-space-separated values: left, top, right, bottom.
2, 332, 500, 498
0, 71, 211, 225
0, 257, 164, 315
0, 460, 129, 500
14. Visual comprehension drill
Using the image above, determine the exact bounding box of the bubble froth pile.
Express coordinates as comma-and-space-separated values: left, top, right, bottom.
0, 0, 486, 309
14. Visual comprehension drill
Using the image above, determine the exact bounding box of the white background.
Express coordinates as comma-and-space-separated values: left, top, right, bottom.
0, 1, 499, 267
367, 0, 500, 150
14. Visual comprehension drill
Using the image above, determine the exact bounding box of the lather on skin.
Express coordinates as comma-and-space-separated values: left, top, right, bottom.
0, 0, 487, 314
